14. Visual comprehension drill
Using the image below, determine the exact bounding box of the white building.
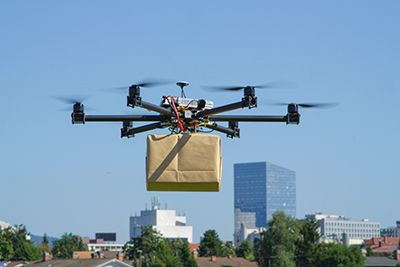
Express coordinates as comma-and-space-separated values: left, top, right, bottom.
233, 209, 265, 246
129, 199, 193, 243
85, 243, 124, 252
306, 212, 380, 241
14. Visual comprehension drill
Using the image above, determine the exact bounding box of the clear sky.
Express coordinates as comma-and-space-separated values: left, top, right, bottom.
1, 1, 399, 244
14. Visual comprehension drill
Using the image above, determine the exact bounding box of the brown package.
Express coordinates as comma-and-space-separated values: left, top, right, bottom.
146, 133, 222, 191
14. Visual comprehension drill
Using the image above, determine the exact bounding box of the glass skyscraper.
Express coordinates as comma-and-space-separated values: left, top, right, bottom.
234, 161, 296, 228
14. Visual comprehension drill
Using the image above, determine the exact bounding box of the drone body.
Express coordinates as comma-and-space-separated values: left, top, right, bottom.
71, 81, 305, 138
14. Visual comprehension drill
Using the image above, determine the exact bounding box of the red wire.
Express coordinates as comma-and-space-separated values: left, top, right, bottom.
168, 96, 184, 131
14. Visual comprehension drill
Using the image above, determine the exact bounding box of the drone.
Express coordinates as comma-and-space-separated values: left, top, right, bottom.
69, 81, 335, 138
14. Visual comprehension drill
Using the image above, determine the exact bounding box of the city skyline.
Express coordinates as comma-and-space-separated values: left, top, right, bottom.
1, 1, 399, 244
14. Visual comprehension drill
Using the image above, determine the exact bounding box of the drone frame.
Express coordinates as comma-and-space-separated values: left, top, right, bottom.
71, 83, 301, 138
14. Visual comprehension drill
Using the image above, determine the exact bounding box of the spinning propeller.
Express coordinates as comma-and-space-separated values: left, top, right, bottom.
270, 101, 339, 109
109, 78, 174, 91
201, 80, 298, 91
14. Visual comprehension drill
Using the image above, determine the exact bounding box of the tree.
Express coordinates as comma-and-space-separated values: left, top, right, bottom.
0, 224, 41, 261
124, 226, 163, 267
235, 240, 254, 260
154, 239, 183, 267
0, 234, 13, 261
172, 239, 198, 267
221, 242, 236, 258
37, 233, 52, 255
199, 230, 223, 257
52, 233, 86, 259
254, 211, 301, 267
295, 216, 321, 266
315, 243, 364, 267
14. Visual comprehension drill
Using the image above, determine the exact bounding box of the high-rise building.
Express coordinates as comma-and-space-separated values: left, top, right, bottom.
234, 162, 296, 229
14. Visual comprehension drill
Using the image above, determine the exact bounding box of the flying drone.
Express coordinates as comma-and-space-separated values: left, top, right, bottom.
69, 80, 335, 138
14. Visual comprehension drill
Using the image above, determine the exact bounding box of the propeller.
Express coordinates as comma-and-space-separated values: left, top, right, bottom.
201, 80, 298, 92
107, 78, 174, 91
50, 95, 95, 111
50, 95, 89, 104
269, 100, 339, 109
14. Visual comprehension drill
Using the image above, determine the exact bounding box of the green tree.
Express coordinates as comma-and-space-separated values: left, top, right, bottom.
365, 245, 374, 256
296, 216, 321, 266
172, 239, 198, 267
221, 242, 236, 258
0, 234, 14, 261
154, 239, 182, 267
199, 230, 223, 257
315, 243, 364, 267
0, 225, 41, 261
124, 226, 163, 267
52, 233, 86, 259
254, 211, 301, 267
235, 240, 254, 260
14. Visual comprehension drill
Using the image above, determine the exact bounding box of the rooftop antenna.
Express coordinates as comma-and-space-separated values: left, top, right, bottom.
151, 197, 160, 210
176, 81, 189, 98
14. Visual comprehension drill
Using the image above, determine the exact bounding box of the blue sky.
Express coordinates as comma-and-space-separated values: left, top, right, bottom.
1, 1, 399, 244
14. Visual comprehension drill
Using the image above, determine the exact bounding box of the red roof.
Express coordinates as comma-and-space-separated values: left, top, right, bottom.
364, 237, 399, 246
189, 243, 200, 253
371, 244, 399, 254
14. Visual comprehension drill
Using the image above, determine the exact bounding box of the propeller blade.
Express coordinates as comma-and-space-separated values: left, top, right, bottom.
103, 78, 174, 92
297, 102, 339, 109
268, 100, 339, 109
50, 95, 89, 104
201, 80, 297, 92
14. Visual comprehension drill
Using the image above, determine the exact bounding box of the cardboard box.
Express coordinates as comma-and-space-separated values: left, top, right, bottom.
146, 133, 222, 192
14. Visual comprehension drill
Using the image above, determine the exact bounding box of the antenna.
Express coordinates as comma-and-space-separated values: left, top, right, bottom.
176, 81, 189, 98
151, 197, 160, 210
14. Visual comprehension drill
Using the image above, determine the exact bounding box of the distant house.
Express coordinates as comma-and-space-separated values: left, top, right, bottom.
196, 257, 257, 267
364, 237, 399, 254
27, 251, 132, 267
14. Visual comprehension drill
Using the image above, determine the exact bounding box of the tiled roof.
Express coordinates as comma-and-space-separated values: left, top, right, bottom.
371, 244, 399, 254
74, 251, 93, 259
196, 257, 258, 267
29, 258, 131, 267
364, 237, 399, 246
